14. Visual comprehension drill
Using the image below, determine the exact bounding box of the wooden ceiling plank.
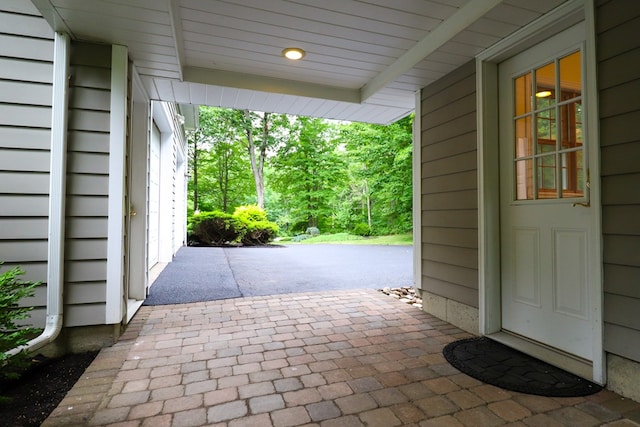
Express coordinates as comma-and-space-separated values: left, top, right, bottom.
180, 0, 420, 50
180, 8, 407, 59
52, 0, 168, 24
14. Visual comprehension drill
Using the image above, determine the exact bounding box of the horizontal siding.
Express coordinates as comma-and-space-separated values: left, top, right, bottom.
62, 41, 112, 326
0, 195, 49, 216
0, 148, 50, 172
0, 80, 52, 105
0, 4, 54, 328
0, 34, 54, 62
0, 172, 49, 194
420, 60, 479, 308
68, 131, 110, 154
597, 0, 640, 363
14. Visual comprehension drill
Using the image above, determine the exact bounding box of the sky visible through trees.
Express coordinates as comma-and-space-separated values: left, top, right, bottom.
188, 107, 413, 236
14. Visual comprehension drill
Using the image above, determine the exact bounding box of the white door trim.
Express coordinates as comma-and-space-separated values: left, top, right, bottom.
476, 0, 604, 383
106, 44, 128, 325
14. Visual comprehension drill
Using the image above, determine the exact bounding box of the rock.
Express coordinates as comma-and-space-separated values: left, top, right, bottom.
378, 286, 422, 309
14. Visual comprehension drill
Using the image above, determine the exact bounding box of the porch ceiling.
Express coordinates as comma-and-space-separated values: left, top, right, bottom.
32, 0, 567, 124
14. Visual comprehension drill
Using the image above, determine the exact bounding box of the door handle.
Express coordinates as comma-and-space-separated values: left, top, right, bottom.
572, 202, 590, 208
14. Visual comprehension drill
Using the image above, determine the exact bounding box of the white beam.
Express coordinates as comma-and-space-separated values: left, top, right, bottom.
168, 0, 185, 81
361, 0, 503, 101
183, 67, 361, 104
31, 0, 74, 36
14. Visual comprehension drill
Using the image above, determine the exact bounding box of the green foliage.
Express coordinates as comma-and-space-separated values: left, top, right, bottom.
188, 206, 279, 246
271, 117, 347, 231
0, 263, 39, 380
353, 223, 371, 237
189, 211, 240, 245
186, 106, 413, 239
291, 234, 313, 242
187, 107, 255, 213
233, 204, 268, 223
337, 115, 413, 235
232, 205, 279, 245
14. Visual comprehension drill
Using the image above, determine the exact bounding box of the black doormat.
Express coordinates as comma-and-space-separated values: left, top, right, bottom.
443, 337, 602, 397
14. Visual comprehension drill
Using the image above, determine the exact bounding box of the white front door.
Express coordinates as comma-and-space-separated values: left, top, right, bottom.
499, 22, 594, 361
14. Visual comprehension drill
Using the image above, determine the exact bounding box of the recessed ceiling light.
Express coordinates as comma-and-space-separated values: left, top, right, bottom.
282, 47, 305, 60
535, 90, 553, 98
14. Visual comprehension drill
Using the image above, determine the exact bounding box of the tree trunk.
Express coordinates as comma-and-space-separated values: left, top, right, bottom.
363, 181, 371, 228
192, 139, 199, 212
243, 109, 266, 208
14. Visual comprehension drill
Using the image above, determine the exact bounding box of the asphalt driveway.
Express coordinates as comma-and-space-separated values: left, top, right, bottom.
143, 244, 412, 305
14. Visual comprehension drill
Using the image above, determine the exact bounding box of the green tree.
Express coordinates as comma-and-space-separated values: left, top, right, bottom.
271, 117, 347, 231
188, 107, 254, 213
236, 110, 290, 209
338, 115, 413, 234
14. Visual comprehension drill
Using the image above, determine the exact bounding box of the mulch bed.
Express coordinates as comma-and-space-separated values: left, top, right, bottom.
0, 351, 98, 427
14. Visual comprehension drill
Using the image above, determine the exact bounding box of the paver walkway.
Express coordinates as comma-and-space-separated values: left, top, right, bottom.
43, 290, 640, 426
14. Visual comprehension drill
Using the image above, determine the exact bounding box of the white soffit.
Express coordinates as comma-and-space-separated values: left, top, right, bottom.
33, 0, 569, 124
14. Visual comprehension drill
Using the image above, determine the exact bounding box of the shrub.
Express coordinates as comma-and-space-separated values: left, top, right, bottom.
238, 220, 279, 245
353, 223, 372, 237
305, 226, 320, 236
190, 211, 240, 245
0, 263, 39, 381
233, 205, 268, 223
232, 205, 279, 246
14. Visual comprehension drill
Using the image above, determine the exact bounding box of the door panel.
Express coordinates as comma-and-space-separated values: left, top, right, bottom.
499, 22, 593, 360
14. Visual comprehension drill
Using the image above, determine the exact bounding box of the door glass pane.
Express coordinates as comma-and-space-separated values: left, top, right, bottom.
536, 109, 556, 143
537, 152, 557, 199
515, 159, 534, 200
535, 62, 556, 109
560, 150, 584, 198
512, 49, 585, 201
559, 51, 581, 97
515, 117, 532, 158
515, 73, 532, 116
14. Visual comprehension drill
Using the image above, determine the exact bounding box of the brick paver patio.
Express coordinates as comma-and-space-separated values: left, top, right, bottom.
42, 290, 640, 426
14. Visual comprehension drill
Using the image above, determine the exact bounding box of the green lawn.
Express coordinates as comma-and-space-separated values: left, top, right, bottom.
280, 232, 412, 245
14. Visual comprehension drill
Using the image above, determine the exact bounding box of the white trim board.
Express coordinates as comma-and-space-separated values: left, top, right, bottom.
412, 90, 422, 291
475, 0, 604, 384
106, 44, 129, 325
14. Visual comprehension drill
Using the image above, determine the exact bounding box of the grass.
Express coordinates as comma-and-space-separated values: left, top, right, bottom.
281, 232, 412, 245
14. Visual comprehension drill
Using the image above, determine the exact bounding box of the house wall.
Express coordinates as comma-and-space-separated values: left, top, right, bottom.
64, 41, 112, 327
595, 0, 640, 399
0, 3, 116, 348
0, 1, 55, 326
419, 60, 479, 333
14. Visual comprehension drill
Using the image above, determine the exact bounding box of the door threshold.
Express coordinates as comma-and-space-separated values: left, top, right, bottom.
487, 331, 593, 381
126, 298, 144, 323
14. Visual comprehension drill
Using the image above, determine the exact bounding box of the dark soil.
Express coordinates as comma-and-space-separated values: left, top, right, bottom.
0, 351, 98, 427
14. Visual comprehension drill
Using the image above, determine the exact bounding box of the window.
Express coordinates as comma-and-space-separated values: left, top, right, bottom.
513, 50, 585, 201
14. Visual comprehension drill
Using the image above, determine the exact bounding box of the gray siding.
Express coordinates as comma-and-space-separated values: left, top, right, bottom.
64, 42, 112, 327
0, 3, 54, 327
420, 60, 479, 308
597, 0, 640, 363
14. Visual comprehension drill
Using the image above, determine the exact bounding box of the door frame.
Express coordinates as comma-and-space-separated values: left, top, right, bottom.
476, 0, 605, 383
